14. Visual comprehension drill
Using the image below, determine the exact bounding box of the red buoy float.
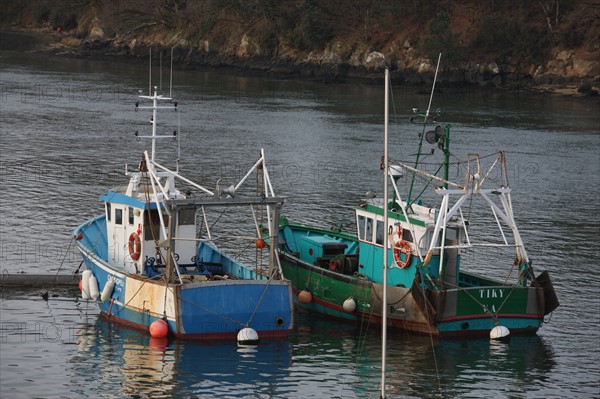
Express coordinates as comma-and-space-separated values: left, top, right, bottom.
255, 239, 266, 249
298, 289, 312, 304
150, 319, 168, 338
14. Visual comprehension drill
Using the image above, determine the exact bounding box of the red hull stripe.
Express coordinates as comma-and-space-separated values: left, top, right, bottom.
101, 312, 290, 341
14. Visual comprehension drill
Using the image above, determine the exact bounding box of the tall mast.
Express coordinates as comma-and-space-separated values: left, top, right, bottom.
407, 53, 442, 204
151, 87, 158, 163
380, 67, 390, 399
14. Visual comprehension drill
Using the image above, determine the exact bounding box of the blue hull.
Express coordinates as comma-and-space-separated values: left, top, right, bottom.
75, 217, 294, 340
179, 281, 292, 339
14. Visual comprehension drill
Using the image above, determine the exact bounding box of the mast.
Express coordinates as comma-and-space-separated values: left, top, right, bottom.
407, 53, 442, 203
443, 124, 451, 188
380, 67, 389, 399
151, 87, 158, 163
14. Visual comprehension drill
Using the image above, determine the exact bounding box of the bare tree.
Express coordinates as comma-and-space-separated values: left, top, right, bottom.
539, 0, 560, 32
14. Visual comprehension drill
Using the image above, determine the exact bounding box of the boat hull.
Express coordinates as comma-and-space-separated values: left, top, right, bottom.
277, 221, 549, 337
75, 218, 293, 340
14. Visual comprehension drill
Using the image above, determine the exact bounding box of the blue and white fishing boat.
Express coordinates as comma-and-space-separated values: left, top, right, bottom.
74, 80, 293, 342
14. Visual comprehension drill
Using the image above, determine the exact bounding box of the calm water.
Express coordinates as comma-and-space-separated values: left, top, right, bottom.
1, 47, 599, 398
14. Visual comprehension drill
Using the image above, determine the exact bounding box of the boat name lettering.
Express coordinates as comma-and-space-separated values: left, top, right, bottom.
109, 275, 125, 287
479, 288, 504, 299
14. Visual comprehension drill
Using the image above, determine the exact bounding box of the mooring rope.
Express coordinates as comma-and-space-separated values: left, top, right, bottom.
175, 287, 246, 327
246, 267, 277, 326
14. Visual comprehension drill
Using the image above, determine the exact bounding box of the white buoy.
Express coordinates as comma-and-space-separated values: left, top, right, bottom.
81, 270, 92, 300
490, 325, 510, 340
237, 328, 259, 345
100, 279, 115, 302
343, 297, 357, 312
89, 275, 100, 301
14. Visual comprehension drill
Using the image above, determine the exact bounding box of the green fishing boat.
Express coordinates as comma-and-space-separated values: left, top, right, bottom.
273, 67, 559, 338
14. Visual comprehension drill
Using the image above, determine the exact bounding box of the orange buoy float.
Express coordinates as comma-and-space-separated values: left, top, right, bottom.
150, 319, 168, 338
255, 239, 267, 249
298, 289, 312, 304
128, 232, 141, 260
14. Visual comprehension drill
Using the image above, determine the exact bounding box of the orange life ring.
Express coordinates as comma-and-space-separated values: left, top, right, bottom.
128, 232, 141, 261
393, 240, 411, 268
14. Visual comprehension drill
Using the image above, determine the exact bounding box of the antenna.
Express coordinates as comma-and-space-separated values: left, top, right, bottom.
406, 53, 442, 205
425, 53, 442, 121
148, 48, 152, 96
169, 47, 173, 98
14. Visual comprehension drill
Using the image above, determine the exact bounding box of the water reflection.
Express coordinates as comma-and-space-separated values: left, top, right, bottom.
381, 334, 556, 398
73, 316, 293, 398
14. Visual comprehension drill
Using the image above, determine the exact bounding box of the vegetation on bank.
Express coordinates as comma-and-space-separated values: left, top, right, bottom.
2, 0, 599, 89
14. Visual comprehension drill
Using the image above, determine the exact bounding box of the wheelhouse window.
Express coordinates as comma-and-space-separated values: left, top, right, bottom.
365, 218, 374, 243
179, 208, 195, 225
128, 207, 134, 225
357, 215, 375, 243
376, 220, 384, 245
106, 203, 111, 222
357, 215, 366, 240
402, 228, 414, 243
445, 227, 459, 244
115, 208, 123, 225
144, 210, 169, 241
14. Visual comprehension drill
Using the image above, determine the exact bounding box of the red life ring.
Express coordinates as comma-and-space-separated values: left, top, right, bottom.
128, 232, 141, 261
393, 240, 411, 268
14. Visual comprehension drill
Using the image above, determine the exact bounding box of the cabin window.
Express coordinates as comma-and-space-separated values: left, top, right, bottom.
365, 218, 374, 243
106, 203, 111, 222
128, 207, 134, 225
402, 228, 414, 243
376, 220, 384, 245
445, 227, 459, 243
357, 215, 366, 240
144, 211, 169, 240
179, 208, 195, 225
115, 208, 123, 225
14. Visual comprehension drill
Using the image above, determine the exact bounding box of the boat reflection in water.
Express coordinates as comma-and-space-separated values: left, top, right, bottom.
71, 311, 554, 398
73, 316, 293, 398
356, 333, 556, 398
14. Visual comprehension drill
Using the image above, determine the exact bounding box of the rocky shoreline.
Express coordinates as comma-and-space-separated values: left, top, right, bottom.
3, 28, 599, 100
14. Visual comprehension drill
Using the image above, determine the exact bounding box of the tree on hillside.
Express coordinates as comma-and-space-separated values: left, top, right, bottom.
420, 12, 463, 65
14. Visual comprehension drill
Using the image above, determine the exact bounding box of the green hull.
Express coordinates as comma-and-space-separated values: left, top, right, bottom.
277, 221, 557, 337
